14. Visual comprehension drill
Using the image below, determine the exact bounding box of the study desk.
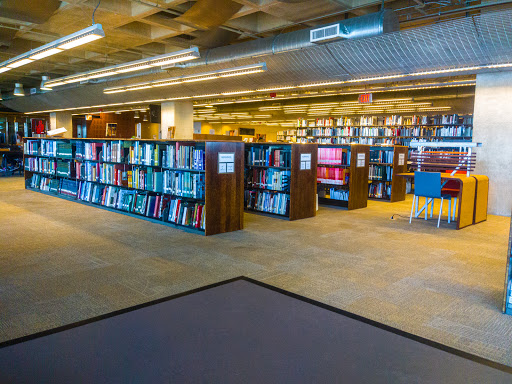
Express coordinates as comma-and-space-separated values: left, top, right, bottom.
398, 173, 489, 230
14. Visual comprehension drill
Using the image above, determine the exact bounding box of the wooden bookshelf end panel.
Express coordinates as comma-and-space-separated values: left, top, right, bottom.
205, 141, 244, 235
390, 145, 408, 203
290, 143, 318, 221
348, 144, 370, 210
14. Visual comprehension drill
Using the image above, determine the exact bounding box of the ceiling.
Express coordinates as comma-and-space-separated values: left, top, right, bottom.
1, 0, 510, 95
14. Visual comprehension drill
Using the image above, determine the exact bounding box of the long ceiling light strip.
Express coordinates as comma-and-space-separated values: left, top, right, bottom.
44, 47, 201, 88
0, 24, 105, 74
103, 63, 267, 94
24, 80, 475, 115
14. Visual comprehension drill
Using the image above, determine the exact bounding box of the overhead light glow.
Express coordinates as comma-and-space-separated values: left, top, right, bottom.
103, 63, 267, 94
7, 58, 34, 68
44, 47, 200, 88
29, 48, 63, 60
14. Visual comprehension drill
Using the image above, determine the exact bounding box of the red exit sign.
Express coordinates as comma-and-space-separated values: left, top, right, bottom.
358, 93, 373, 103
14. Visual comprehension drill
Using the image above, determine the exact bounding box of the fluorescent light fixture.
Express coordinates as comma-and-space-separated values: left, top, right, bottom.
58, 33, 103, 50
0, 24, 104, 74
13, 83, 25, 96
29, 48, 63, 60
7, 58, 33, 68
45, 47, 200, 88
103, 63, 266, 94
40, 76, 52, 90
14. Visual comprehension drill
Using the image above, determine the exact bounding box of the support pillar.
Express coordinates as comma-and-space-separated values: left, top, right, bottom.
473, 71, 512, 216
49, 112, 72, 138
161, 101, 194, 140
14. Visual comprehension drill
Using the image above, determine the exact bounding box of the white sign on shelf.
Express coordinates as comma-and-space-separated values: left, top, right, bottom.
218, 152, 235, 174
398, 153, 405, 166
357, 153, 365, 168
300, 153, 311, 170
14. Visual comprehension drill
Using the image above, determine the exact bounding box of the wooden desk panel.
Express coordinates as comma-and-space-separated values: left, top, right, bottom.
472, 175, 489, 224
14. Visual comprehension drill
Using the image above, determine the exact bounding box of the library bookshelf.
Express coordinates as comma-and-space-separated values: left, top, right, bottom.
244, 143, 317, 220
293, 115, 473, 147
368, 145, 408, 202
317, 144, 370, 210
503, 212, 512, 315
23, 138, 244, 236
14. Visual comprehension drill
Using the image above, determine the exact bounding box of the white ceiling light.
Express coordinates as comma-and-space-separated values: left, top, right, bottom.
45, 48, 200, 89
0, 24, 104, 74
103, 63, 266, 94
13, 83, 25, 96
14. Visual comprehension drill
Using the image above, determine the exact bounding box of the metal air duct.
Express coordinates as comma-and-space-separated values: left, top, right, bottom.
184, 10, 399, 67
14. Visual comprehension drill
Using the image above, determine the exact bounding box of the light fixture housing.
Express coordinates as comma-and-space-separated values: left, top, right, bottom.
103, 63, 267, 94
44, 47, 200, 88
40, 76, 52, 91
0, 24, 104, 74
14, 83, 25, 96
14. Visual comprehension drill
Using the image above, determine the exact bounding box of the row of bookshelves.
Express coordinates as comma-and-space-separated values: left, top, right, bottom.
24, 139, 409, 230
295, 126, 472, 138
24, 138, 244, 235
295, 114, 473, 128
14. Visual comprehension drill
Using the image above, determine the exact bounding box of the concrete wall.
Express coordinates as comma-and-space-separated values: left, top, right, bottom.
161, 101, 194, 139
49, 112, 72, 138
473, 71, 512, 216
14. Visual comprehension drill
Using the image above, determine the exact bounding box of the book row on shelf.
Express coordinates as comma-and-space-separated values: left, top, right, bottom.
296, 125, 472, 138
296, 114, 472, 128
244, 190, 289, 216
317, 167, 349, 185
317, 147, 349, 165
326, 187, 349, 201
369, 165, 393, 181
368, 182, 391, 199
28, 173, 206, 230
26, 139, 206, 171
246, 146, 291, 168
370, 149, 394, 164
245, 168, 290, 192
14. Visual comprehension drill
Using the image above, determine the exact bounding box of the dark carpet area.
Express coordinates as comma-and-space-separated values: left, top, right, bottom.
0, 278, 511, 383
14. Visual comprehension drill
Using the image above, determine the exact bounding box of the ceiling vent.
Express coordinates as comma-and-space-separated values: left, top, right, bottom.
310, 24, 346, 43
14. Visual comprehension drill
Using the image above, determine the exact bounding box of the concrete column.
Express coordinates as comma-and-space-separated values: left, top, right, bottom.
473, 71, 512, 216
49, 112, 72, 138
160, 101, 194, 140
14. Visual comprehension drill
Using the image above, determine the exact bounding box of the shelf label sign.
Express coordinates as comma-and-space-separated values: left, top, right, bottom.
218, 152, 235, 174
398, 153, 405, 166
358, 93, 372, 103
300, 153, 311, 170
357, 153, 365, 167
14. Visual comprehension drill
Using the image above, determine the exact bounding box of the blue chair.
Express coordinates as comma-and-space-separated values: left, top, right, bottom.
409, 171, 453, 228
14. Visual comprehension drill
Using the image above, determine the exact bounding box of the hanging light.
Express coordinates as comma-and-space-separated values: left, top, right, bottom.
134, 111, 140, 118
14, 83, 25, 97
0, 24, 105, 73
40, 76, 52, 91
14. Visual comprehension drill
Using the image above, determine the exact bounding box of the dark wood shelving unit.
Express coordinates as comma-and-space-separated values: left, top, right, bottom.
368, 145, 408, 202
317, 144, 370, 210
244, 143, 317, 220
23, 138, 244, 236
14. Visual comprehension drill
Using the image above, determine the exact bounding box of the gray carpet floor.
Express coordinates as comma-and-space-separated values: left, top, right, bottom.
1, 176, 512, 367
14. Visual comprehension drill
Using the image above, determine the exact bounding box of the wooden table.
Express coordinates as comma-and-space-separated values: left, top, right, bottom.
398, 173, 488, 230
